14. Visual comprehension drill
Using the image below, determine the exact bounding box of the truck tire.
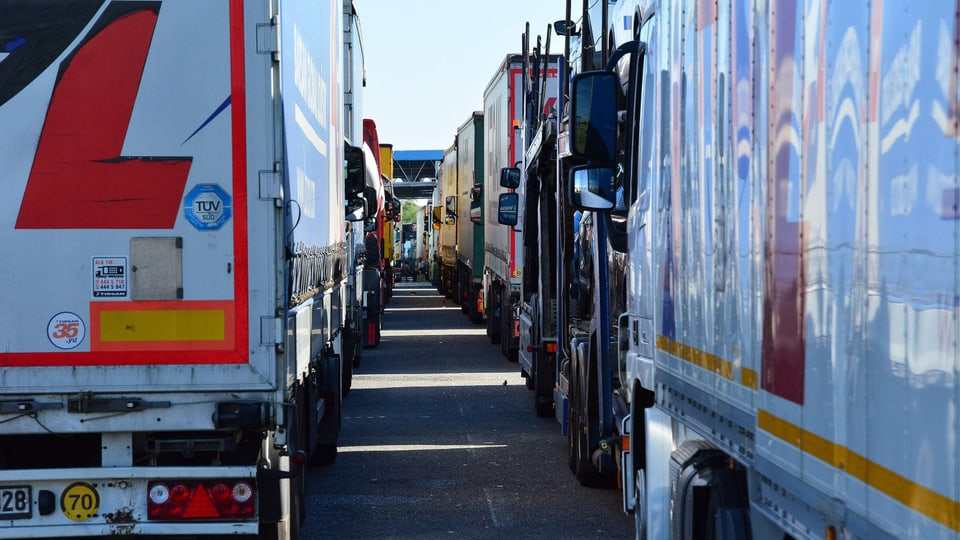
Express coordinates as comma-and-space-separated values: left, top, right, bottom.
500, 286, 515, 361
533, 351, 553, 418
671, 445, 751, 540
308, 444, 337, 466
570, 339, 615, 488
487, 283, 501, 344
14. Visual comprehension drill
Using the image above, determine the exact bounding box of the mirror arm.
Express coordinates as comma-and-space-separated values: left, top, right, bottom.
603, 40, 643, 72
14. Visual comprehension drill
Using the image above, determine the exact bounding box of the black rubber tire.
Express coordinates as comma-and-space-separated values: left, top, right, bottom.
308, 444, 337, 467
487, 284, 502, 344
572, 341, 614, 488
533, 352, 553, 418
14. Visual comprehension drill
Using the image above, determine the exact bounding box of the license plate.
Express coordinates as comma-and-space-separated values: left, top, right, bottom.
0, 486, 32, 519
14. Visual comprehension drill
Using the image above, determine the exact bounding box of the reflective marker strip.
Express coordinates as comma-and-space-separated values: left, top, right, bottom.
659, 335, 960, 531
758, 409, 960, 532
656, 334, 759, 389
91, 301, 234, 351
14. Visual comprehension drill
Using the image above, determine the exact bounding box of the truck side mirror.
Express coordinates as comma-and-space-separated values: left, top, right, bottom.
344, 145, 365, 198
444, 195, 457, 223
569, 164, 616, 210
470, 186, 483, 225
344, 144, 366, 221
554, 19, 579, 36
345, 196, 365, 222
569, 71, 618, 163
499, 167, 520, 189
498, 192, 519, 226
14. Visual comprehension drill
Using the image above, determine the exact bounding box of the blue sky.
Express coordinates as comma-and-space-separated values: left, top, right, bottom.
353, 1, 564, 151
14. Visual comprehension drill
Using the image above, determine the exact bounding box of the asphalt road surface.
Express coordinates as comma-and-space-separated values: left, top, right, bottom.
300, 281, 634, 539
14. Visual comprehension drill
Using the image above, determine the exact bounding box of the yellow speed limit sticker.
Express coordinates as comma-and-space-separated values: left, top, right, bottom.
61, 482, 100, 521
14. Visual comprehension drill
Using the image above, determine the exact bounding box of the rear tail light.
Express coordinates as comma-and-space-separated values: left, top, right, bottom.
148, 480, 255, 521
366, 322, 377, 345
323, 391, 337, 413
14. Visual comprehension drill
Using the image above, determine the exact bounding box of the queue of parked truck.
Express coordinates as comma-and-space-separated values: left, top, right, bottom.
431, 1, 960, 539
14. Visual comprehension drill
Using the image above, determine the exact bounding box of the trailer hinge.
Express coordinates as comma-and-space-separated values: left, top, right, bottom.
256, 17, 279, 57
0, 400, 63, 415
259, 167, 282, 202
260, 316, 284, 345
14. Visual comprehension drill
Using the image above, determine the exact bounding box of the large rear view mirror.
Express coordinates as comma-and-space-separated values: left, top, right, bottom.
498, 193, 519, 226
569, 71, 618, 163
569, 165, 615, 211
499, 167, 520, 189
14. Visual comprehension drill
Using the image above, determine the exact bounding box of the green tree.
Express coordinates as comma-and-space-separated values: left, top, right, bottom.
401, 201, 421, 224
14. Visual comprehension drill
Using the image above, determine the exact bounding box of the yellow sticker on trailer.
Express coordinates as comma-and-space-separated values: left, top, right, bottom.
61, 482, 99, 522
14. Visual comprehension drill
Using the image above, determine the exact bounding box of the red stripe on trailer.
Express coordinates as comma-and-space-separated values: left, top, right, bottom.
16, 8, 191, 229
229, 0, 250, 363
762, 0, 806, 405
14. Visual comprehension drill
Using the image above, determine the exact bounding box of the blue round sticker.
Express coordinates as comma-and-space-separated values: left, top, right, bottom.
184, 184, 232, 230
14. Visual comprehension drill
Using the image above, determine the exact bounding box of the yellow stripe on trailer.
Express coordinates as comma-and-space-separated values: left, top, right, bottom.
90, 300, 235, 352
99, 309, 225, 342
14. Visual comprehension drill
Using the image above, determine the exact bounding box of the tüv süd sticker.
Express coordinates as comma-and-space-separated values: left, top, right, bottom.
184, 183, 232, 231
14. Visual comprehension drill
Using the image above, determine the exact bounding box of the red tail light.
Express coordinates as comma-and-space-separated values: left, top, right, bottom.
323, 391, 337, 413
148, 480, 255, 521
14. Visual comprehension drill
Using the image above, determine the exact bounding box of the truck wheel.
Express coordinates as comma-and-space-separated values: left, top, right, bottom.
634, 468, 647, 540
533, 355, 553, 418
571, 340, 614, 488
567, 364, 579, 473
672, 446, 751, 540
308, 444, 337, 466
487, 285, 501, 344
342, 360, 352, 397
500, 287, 513, 360
352, 337, 361, 369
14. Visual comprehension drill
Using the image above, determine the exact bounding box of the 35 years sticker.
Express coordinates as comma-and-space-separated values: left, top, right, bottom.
60, 482, 99, 521
47, 312, 85, 350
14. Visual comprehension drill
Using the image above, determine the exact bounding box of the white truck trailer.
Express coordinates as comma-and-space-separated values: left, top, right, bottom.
561, 0, 960, 538
0, 1, 358, 537
481, 55, 526, 359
